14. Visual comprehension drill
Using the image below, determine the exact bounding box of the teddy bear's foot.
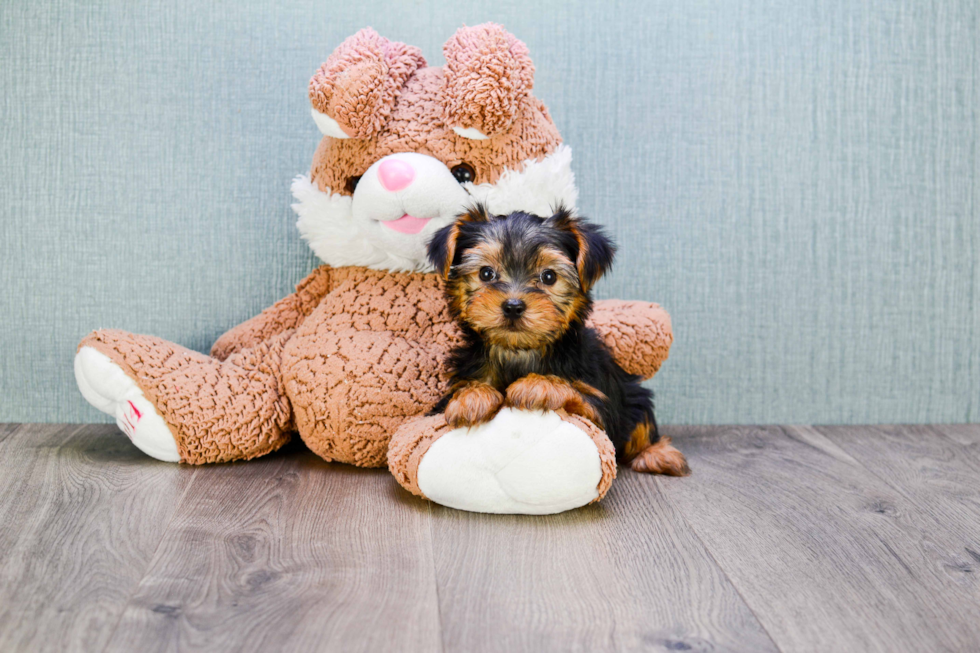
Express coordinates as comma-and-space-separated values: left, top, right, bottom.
389, 408, 617, 515
74, 346, 180, 462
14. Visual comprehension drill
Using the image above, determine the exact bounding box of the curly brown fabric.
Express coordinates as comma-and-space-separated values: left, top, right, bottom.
76, 24, 675, 511
78, 266, 672, 472
79, 329, 294, 464
282, 268, 461, 468
309, 28, 427, 139
307, 29, 562, 194
560, 412, 619, 503
442, 23, 535, 136
386, 413, 449, 498
588, 300, 673, 381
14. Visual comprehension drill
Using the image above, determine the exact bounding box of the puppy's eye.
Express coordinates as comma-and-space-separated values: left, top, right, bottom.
479, 266, 496, 282
345, 176, 362, 195
540, 269, 557, 286
451, 163, 476, 184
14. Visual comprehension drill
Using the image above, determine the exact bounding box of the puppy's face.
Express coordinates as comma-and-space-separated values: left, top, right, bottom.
452, 232, 581, 349
428, 207, 616, 349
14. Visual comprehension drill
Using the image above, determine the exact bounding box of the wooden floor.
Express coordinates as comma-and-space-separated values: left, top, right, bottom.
1, 424, 979, 652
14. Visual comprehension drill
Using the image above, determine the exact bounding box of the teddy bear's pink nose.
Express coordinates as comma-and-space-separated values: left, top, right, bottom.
377, 159, 415, 192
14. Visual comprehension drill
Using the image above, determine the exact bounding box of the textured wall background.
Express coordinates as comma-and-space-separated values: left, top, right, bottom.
1, 0, 977, 425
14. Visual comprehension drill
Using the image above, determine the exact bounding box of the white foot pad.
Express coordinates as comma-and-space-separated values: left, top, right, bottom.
416, 408, 603, 515
74, 346, 181, 462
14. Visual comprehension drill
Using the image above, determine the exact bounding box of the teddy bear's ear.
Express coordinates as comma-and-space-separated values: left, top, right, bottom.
442, 23, 535, 140
309, 28, 426, 140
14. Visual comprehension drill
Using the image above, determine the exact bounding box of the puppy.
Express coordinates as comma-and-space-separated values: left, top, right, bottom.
426, 205, 689, 476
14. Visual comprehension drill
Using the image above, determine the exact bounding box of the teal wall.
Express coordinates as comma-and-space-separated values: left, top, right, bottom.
1, 0, 977, 424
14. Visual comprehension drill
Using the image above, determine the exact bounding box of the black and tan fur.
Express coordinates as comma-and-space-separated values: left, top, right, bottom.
427, 206, 689, 476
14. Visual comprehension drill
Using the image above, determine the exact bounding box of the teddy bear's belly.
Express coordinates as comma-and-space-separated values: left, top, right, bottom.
280, 271, 460, 468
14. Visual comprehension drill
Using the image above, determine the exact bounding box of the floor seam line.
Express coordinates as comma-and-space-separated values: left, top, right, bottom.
654, 464, 785, 653
427, 502, 447, 653
812, 424, 980, 511
99, 464, 201, 652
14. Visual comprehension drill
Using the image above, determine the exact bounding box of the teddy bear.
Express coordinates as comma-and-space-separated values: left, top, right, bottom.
73, 24, 673, 515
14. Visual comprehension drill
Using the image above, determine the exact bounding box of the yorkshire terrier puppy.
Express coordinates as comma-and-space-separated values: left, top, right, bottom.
427, 205, 689, 476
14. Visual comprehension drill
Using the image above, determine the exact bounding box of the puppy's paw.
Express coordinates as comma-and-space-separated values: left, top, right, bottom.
505, 375, 602, 425
445, 382, 504, 429
505, 374, 574, 411
630, 437, 691, 476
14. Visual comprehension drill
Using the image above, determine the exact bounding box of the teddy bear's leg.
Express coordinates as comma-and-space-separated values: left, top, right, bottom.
282, 327, 451, 469
387, 409, 617, 515
589, 299, 673, 381
75, 345, 182, 461
74, 329, 294, 464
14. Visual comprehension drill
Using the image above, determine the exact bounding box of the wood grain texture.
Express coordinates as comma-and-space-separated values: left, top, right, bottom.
660, 425, 980, 652
0, 424, 195, 653
429, 472, 777, 653
931, 424, 980, 455
4, 423, 980, 652
0, 422, 22, 443
104, 442, 442, 653
816, 424, 980, 581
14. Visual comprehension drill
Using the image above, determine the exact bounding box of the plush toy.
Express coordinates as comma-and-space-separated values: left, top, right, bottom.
74, 24, 673, 515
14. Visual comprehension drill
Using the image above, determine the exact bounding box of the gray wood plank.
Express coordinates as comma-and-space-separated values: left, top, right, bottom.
429, 470, 777, 653
7, 422, 980, 652
104, 446, 442, 653
816, 424, 980, 580
931, 424, 980, 456
0, 422, 24, 444
659, 425, 980, 653
0, 424, 196, 653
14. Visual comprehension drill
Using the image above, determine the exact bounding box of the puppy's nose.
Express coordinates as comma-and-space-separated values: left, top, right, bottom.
502, 298, 526, 320
377, 158, 415, 192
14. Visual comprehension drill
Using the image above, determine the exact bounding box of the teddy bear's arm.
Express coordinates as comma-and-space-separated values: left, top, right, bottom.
588, 300, 673, 381
210, 266, 335, 360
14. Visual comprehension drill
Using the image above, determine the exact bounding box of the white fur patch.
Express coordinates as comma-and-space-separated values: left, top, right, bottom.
416, 408, 602, 514
465, 144, 579, 217
292, 176, 425, 272
311, 108, 351, 139
452, 126, 489, 140
292, 144, 580, 272
74, 347, 181, 462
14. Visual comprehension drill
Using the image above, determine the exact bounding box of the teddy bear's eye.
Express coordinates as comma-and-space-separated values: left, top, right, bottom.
479, 266, 496, 282
451, 163, 476, 184
345, 176, 362, 195
540, 269, 557, 286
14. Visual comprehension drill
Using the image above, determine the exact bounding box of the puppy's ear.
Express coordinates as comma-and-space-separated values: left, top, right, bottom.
427, 204, 492, 279
547, 207, 616, 291
427, 223, 457, 279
